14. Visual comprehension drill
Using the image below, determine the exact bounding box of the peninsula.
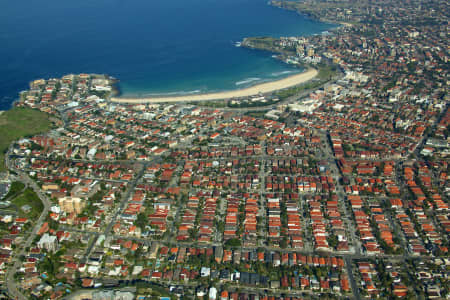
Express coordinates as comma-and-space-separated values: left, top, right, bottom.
111, 68, 317, 103
1, 0, 449, 299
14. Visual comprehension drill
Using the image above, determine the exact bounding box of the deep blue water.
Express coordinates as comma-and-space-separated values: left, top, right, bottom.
0, 0, 332, 109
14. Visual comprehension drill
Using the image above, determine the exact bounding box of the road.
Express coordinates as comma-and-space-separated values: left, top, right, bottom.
1, 94, 444, 299
4, 172, 51, 300
3, 146, 157, 297
200, 70, 343, 113
81, 158, 158, 263
344, 257, 361, 300
317, 132, 361, 255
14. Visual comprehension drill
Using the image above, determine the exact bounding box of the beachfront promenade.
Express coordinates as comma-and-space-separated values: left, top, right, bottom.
110, 68, 318, 104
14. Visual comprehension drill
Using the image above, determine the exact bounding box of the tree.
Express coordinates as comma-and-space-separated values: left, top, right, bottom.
225, 238, 241, 247
327, 234, 338, 248
74, 270, 82, 287
134, 212, 148, 231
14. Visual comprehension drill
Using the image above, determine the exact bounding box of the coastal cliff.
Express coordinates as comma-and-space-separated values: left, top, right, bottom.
241, 37, 296, 59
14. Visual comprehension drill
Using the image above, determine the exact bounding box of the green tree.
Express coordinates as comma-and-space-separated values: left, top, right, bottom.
134, 212, 148, 231
225, 238, 241, 247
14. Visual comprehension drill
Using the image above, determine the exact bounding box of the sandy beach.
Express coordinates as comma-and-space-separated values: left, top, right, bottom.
110, 68, 318, 104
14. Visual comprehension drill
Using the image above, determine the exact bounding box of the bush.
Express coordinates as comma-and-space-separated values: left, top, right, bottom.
2, 181, 25, 200
225, 238, 241, 247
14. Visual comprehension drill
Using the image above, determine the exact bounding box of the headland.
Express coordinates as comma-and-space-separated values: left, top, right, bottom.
110, 68, 317, 104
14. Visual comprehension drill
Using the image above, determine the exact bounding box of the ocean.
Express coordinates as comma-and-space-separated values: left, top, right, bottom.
0, 0, 333, 109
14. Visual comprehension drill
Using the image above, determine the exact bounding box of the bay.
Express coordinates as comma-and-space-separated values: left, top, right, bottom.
0, 0, 333, 109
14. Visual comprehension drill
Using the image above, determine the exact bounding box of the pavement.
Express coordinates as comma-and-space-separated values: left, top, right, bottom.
4, 172, 51, 300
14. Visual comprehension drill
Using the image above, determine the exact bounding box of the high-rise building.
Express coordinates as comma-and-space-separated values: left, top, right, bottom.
58, 196, 85, 214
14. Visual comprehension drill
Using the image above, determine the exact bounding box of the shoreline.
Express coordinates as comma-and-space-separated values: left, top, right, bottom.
110, 68, 318, 104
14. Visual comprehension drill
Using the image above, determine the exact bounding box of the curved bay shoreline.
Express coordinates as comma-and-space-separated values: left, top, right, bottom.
110, 68, 317, 104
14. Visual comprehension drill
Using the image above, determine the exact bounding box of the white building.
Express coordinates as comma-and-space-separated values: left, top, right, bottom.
209, 287, 217, 300
37, 234, 58, 252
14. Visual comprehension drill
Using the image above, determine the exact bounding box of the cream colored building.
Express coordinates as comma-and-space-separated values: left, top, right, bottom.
58, 196, 85, 214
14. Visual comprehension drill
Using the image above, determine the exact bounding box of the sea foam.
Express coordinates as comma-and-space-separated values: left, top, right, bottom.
235, 77, 261, 86
271, 70, 296, 77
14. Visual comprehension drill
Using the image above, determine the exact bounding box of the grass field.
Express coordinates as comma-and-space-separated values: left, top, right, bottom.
0, 107, 53, 172
275, 65, 337, 100
1, 181, 25, 200
12, 188, 44, 219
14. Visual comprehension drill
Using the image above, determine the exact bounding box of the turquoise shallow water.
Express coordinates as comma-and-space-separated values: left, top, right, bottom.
0, 0, 333, 108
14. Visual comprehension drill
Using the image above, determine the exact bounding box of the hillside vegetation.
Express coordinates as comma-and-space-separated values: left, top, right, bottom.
0, 108, 53, 171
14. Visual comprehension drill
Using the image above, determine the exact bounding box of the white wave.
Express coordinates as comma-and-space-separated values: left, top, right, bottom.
143, 89, 202, 97
235, 77, 261, 86
271, 70, 296, 77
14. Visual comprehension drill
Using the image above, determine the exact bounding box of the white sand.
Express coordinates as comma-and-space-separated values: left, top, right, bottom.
110, 68, 318, 104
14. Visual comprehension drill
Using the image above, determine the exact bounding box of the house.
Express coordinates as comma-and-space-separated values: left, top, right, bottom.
201, 267, 211, 277
81, 278, 94, 288
209, 287, 217, 300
